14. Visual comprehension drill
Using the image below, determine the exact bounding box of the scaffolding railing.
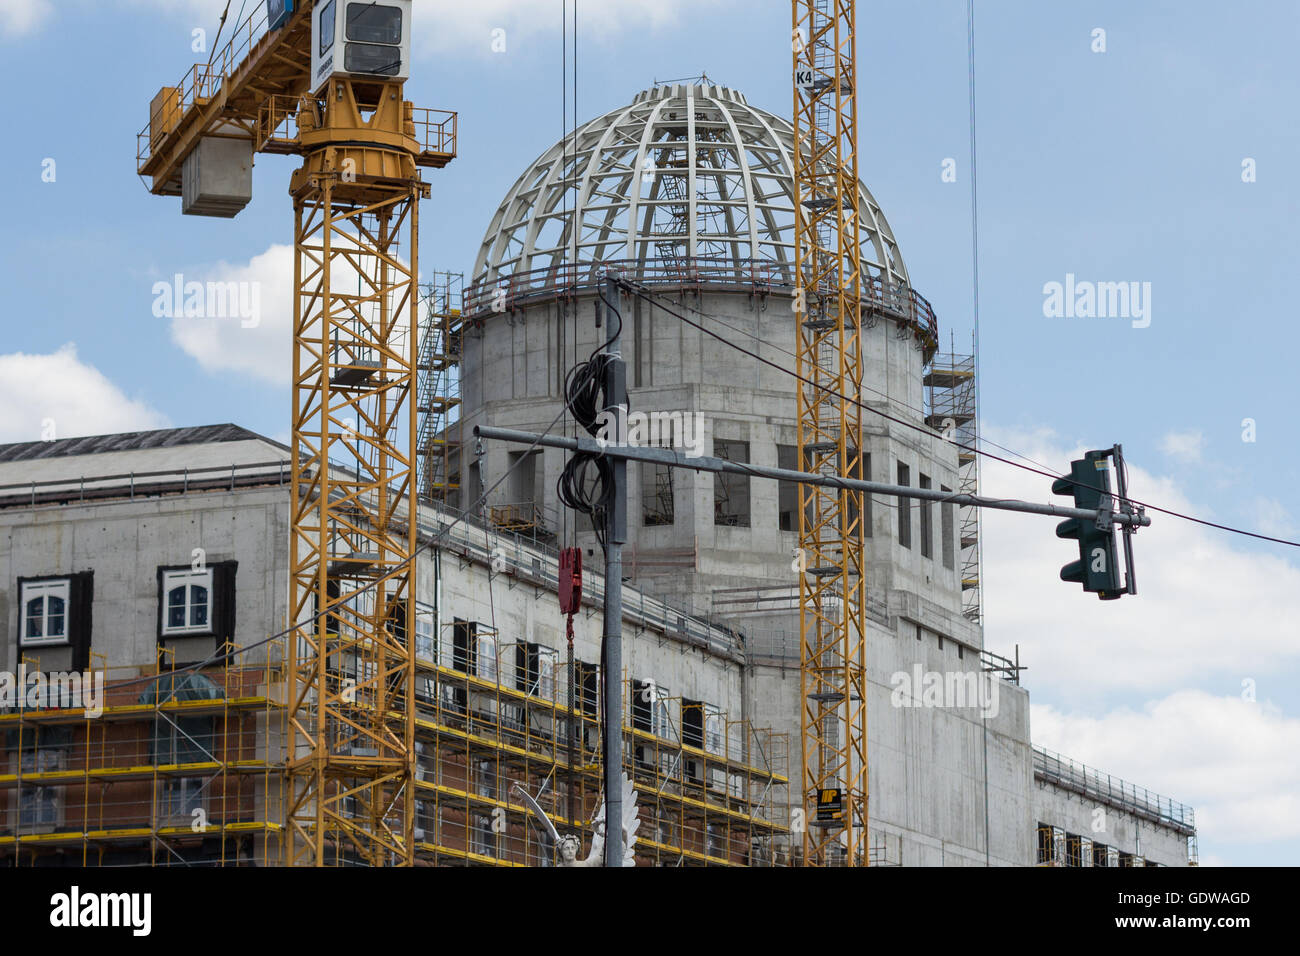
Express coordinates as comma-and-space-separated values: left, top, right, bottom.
1034, 747, 1196, 837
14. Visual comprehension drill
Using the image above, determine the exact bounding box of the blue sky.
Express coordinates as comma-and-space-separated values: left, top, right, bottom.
1, 0, 1297, 865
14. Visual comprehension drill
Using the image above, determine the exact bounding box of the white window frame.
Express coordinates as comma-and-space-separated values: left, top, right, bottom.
19, 749, 66, 830
537, 652, 556, 700
470, 813, 495, 857
19, 784, 62, 830
474, 758, 496, 799
706, 822, 724, 859
161, 777, 205, 820
705, 708, 725, 756
161, 568, 214, 637
20, 579, 71, 647
414, 602, 436, 663
652, 687, 672, 741
476, 632, 498, 683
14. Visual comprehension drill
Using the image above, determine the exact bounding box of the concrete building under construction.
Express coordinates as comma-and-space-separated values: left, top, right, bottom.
0, 80, 1196, 868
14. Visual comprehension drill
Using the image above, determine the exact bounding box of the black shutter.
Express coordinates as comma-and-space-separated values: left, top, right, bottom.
69, 571, 94, 672
632, 680, 653, 731
682, 699, 705, 749
515, 643, 540, 693
453, 619, 471, 672
155, 567, 166, 645
213, 561, 238, 651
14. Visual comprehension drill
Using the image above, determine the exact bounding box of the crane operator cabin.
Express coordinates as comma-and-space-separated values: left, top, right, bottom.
311, 0, 413, 92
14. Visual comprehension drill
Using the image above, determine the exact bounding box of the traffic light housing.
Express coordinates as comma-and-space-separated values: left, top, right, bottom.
1053, 451, 1124, 600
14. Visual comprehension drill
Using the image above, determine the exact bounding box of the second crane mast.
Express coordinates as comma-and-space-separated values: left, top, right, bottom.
793, 0, 869, 866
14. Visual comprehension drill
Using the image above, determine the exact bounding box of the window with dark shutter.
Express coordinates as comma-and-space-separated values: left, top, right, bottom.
16, 573, 95, 671
156, 562, 236, 651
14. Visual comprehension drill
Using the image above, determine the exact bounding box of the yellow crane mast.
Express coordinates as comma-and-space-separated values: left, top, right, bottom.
792, 0, 869, 866
137, 1, 455, 866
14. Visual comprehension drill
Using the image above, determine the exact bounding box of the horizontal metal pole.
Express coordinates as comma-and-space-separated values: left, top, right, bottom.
473, 425, 1152, 529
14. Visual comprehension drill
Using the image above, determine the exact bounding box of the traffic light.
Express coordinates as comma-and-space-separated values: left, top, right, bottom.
1052, 450, 1124, 600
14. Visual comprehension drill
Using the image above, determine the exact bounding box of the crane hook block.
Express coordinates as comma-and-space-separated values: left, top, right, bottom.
559, 547, 583, 616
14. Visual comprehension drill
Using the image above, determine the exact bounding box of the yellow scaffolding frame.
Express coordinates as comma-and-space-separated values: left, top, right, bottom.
0, 645, 285, 866
405, 630, 789, 866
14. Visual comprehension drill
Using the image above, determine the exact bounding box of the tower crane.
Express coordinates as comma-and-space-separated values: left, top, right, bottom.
137, 0, 456, 866
792, 0, 869, 866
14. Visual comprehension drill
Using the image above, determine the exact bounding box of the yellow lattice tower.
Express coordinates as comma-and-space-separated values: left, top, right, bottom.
792, 0, 868, 866
284, 80, 429, 867
138, 2, 455, 867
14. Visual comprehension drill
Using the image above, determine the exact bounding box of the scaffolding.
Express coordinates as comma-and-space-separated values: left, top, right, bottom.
418, 272, 465, 509
0, 646, 285, 867
1035, 824, 1151, 868
924, 342, 981, 623
408, 627, 790, 866
3, 621, 787, 868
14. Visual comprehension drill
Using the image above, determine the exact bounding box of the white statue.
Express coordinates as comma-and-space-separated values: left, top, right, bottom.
514, 772, 640, 867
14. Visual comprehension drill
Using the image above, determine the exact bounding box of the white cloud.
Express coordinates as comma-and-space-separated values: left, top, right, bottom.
165, 244, 294, 385
1159, 428, 1206, 463
1252, 497, 1296, 540
1033, 691, 1300, 849
980, 426, 1300, 699
165, 243, 415, 386
0, 345, 168, 443
0, 0, 52, 37
412, 0, 726, 56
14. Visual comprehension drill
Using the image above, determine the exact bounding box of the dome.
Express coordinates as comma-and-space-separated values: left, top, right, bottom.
471, 82, 909, 289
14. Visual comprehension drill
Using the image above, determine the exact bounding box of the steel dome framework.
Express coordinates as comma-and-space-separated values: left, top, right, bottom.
471, 83, 909, 290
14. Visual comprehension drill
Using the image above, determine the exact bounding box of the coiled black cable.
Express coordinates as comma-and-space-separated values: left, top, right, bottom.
556, 294, 626, 552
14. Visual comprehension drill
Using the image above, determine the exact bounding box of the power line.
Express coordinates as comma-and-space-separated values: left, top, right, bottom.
619, 280, 1300, 550
623, 271, 1060, 477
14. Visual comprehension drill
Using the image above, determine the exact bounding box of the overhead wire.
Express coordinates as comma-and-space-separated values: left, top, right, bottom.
619, 280, 1300, 549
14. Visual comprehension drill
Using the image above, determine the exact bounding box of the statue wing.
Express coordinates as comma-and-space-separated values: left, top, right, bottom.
579, 773, 640, 866
621, 772, 640, 866
512, 782, 561, 846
